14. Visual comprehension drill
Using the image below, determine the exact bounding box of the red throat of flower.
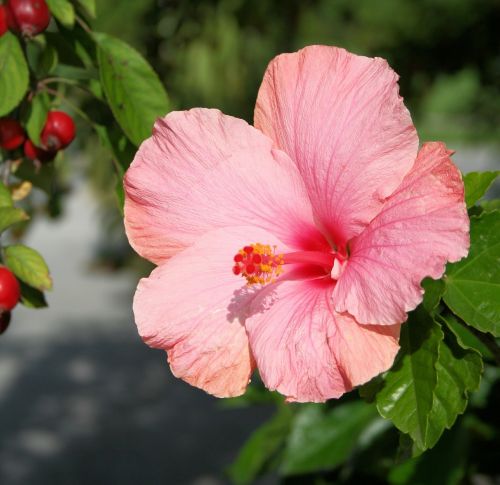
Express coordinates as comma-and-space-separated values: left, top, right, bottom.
232, 243, 343, 286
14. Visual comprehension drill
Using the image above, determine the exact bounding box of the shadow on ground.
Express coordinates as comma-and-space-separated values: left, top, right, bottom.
0, 317, 273, 485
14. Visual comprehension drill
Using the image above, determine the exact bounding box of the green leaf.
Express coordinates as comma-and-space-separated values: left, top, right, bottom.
95, 32, 169, 146
0, 207, 29, 233
4, 245, 52, 291
463, 171, 499, 208
375, 308, 442, 450
0, 182, 13, 208
422, 277, 445, 313
389, 418, 468, 485
46, 0, 75, 27
76, 0, 96, 18
228, 406, 292, 485
0, 33, 29, 116
424, 323, 482, 448
281, 401, 379, 475
444, 211, 500, 336
37, 44, 59, 77
481, 198, 500, 213
440, 312, 492, 359
19, 281, 48, 308
26, 92, 50, 146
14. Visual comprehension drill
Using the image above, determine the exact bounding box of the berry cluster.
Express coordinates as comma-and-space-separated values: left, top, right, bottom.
0, 0, 51, 37
0, 111, 76, 164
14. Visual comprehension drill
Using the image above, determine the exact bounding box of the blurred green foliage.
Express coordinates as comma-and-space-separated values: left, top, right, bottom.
93, 0, 500, 141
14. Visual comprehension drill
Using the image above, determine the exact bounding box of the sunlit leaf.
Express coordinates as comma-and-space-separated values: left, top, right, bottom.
375, 308, 442, 450
0, 207, 29, 233
26, 92, 50, 146
444, 211, 500, 336
95, 32, 169, 146
0, 33, 29, 116
4, 245, 52, 291
0, 182, 13, 208
463, 171, 499, 208
425, 324, 482, 448
46, 0, 75, 27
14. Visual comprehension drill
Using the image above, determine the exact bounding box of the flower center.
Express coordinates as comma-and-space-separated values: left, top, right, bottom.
232, 243, 342, 286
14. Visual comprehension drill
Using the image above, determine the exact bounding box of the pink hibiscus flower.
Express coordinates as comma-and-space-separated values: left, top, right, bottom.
124, 46, 469, 402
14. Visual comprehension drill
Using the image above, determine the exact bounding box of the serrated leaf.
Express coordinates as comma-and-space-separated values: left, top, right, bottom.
440, 312, 492, 359
19, 281, 48, 308
228, 406, 292, 485
463, 171, 499, 208
444, 211, 500, 336
281, 401, 378, 475
375, 308, 442, 450
0, 33, 29, 116
4, 245, 52, 291
26, 92, 50, 146
95, 32, 169, 146
425, 322, 482, 448
46, 0, 75, 27
76, 0, 96, 18
0, 182, 13, 208
0, 207, 29, 233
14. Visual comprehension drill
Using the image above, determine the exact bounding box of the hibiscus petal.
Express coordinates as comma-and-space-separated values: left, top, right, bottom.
133, 226, 289, 398
334, 142, 469, 325
245, 278, 400, 403
124, 108, 325, 264
255, 45, 418, 246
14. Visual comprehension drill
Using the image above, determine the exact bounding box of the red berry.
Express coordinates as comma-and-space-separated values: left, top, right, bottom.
0, 267, 20, 311
5, 0, 51, 36
41, 111, 76, 151
0, 118, 25, 150
24, 139, 56, 163
0, 311, 11, 335
0, 5, 8, 36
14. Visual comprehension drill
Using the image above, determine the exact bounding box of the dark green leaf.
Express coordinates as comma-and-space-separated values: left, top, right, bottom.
375, 308, 442, 450
425, 324, 482, 448
444, 211, 500, 336
19, 281, 48, 308
4, 245, 52, 291
46, 0, 75, 27
281, 401, 378, 475
440, 313, 492, 359
52, 64, 98, 80
95, 32, 169, 146
0, 207, 29, 233
0, 182, 13, 208
463, 171, 499, 208
26, 92, 50, 146
37, 44, 59, 77
0, 33, 29, 116
228, 406, 292, 485
389, 418, 468, 485
422, 278, 445, 313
